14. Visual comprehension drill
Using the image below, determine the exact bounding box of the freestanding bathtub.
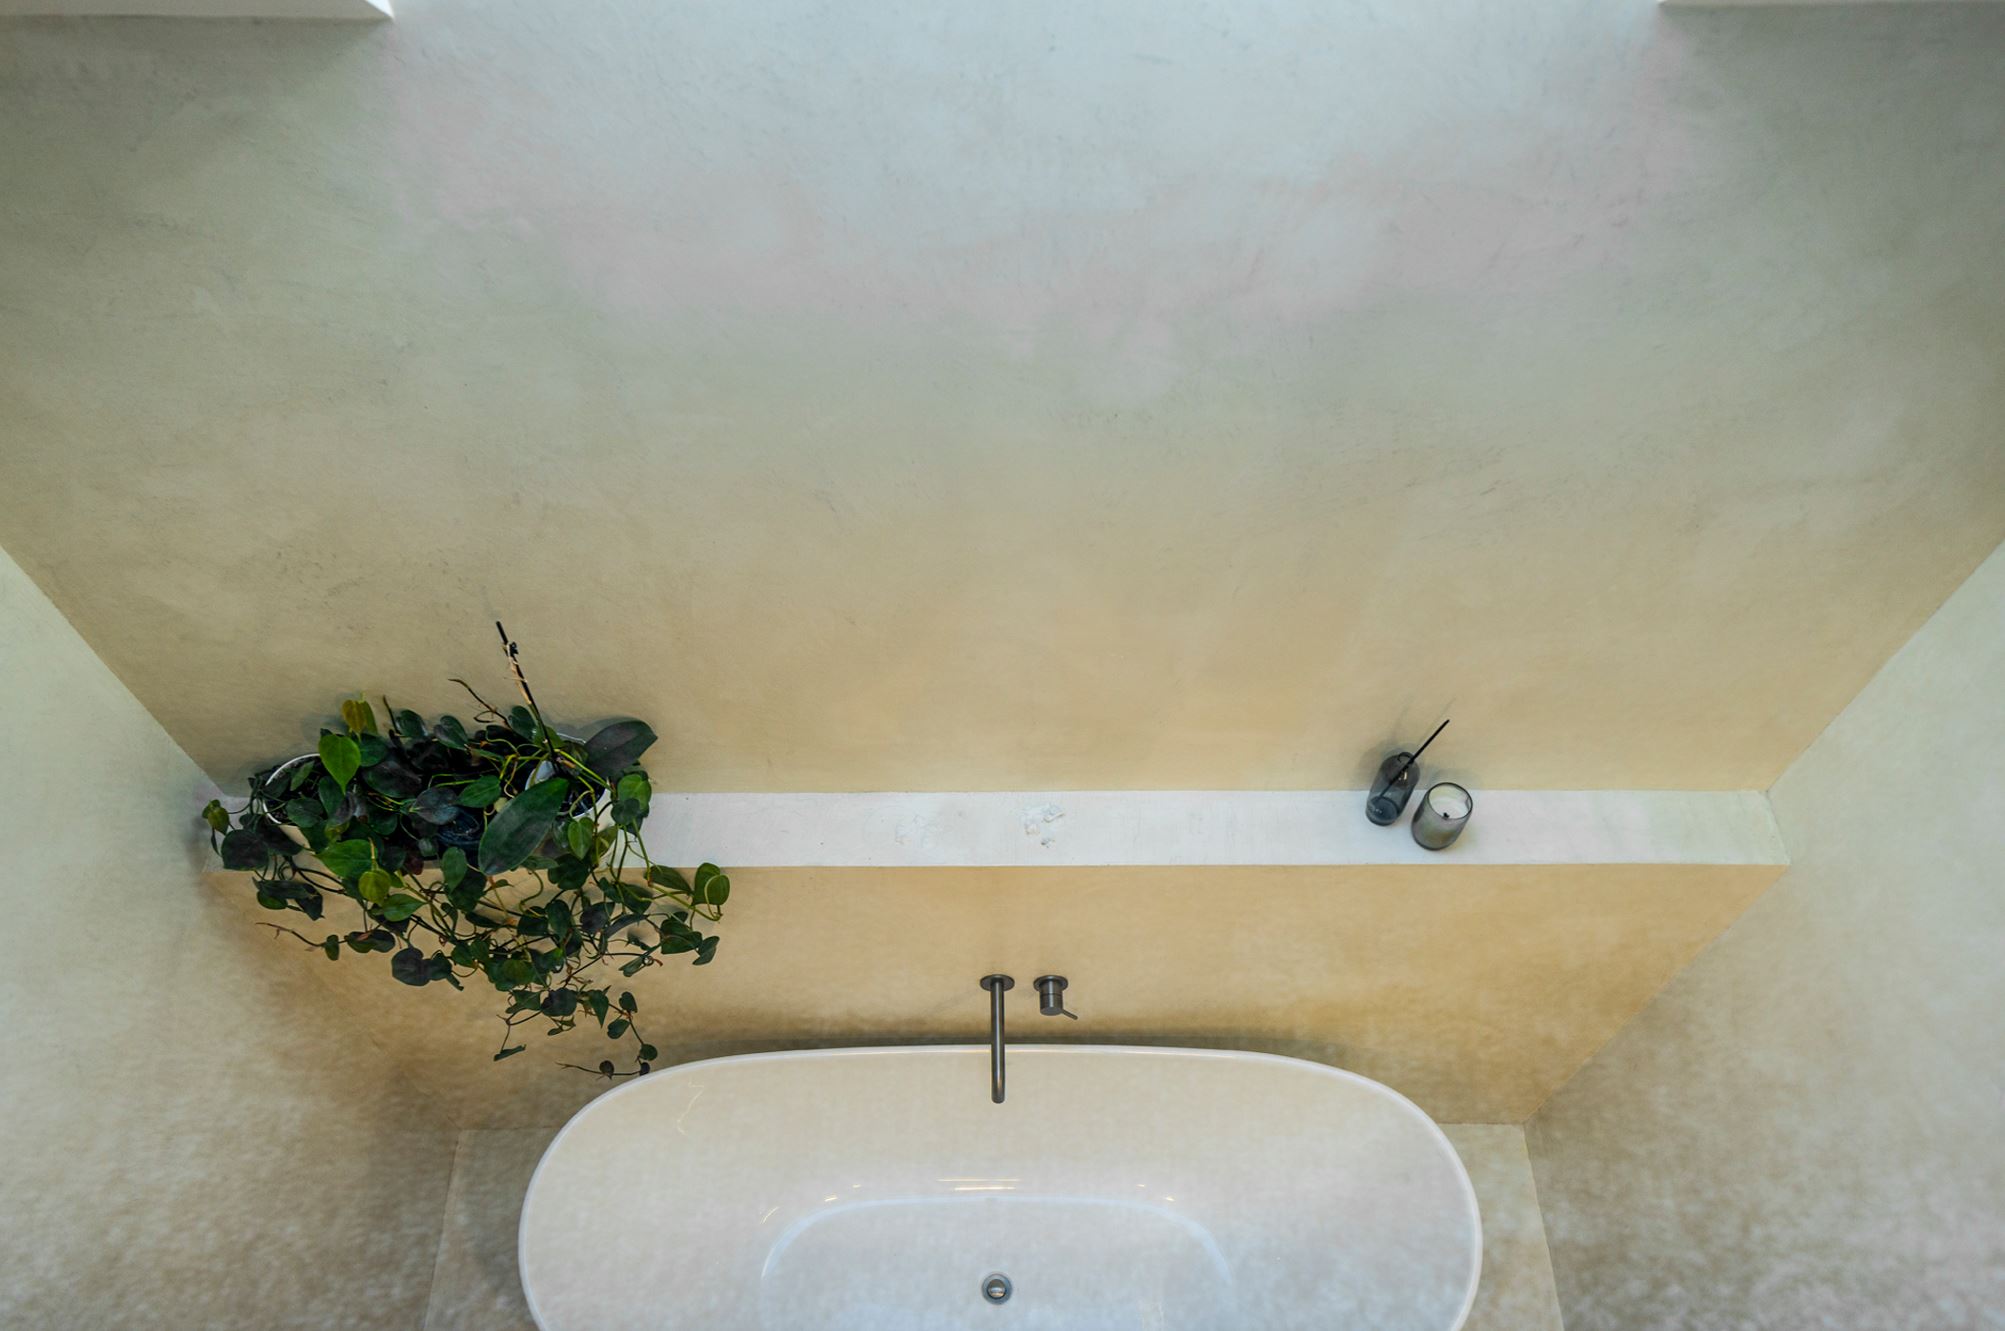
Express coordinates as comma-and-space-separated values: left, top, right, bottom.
519, 1045, 1480, 1330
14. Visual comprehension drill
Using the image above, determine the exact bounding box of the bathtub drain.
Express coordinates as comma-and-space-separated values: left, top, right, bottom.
981, 1273, 1012, 1305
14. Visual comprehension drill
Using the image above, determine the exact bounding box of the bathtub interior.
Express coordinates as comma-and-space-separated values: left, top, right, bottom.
520, 1046, 1480, 1331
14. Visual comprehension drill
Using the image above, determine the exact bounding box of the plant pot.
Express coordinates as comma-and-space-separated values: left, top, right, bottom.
259, 745, 605, 862
526, 755, 609, 821
434, 809, 485, 850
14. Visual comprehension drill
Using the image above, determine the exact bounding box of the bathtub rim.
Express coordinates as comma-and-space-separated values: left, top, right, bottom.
518, 1043, 1482, 1331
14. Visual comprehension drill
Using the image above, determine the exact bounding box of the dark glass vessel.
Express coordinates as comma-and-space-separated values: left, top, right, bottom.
1412, 782, 1473, 851
1366, 752, 1419, 826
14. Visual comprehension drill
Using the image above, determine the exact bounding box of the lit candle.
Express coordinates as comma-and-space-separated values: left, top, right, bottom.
1427, 786, 1470, 820
1412, 782, 1472, 851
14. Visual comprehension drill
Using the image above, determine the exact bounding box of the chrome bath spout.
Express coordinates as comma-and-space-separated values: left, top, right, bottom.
979, 975, 1014, 1104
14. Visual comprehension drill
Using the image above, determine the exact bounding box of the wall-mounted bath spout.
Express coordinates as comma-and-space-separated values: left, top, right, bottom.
1034, 975, 1078, 1020
980, 974, 1013, 1104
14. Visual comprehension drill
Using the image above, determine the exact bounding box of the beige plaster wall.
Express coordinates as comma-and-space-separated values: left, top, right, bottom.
1526, 541, 2005, 1329
3, 3, 2005, 793
261, 860, 1780, 1131
0, 544, 455, 1329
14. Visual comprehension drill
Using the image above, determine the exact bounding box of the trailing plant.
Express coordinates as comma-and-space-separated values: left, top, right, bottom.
200, 625, 727, 1077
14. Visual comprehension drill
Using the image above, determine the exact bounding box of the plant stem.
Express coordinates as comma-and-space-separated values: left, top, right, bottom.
495, 620, 563, 765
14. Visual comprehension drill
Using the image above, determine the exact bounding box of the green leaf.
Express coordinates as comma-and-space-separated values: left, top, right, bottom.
279, 796, 322, 830
390, 947, 433, 986
540, 989, 579, 1018
638, 1043, 658, 1062
610, 877, 652, 912
597, 1060, 616, 1077
258, 817, 299, 854
201, 800, 230, 833
585, 990, 610, 1022
493, 1046, 525, 1061
409, 786, 461, 826
618, 990, 636, 1014
583, 720, 656, 778
477, 777, 570, 875
646, 864, 692, 895
355, 732, 389, 767
357, 868, 398, 905
434, 715, 468, 749
440, 846, 469, 889
693, 863, 729, 906
363, 758, 423, 799
508, 705, 539, 739
549, 856, 592, 891
219, 828, 271, 871
695, 935, 719, 965
620, 956, 649, 976
377, 893, 424, 922
392, 708, 426, 740
318, 733, 361, 790
607, 1018, 628, 1039
321, 935, 341, 961
318, 775, 343, 819
457, 775, 502, 809
445, 874, 486, 915
564, 817, 594, 861
288, 762, 319, 793
340, 697, 378, 735
616, 772, 651, 812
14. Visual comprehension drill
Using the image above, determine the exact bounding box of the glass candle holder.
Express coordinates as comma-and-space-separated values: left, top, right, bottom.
1411, 782, 1472, 850
1366, 752, 1419, 826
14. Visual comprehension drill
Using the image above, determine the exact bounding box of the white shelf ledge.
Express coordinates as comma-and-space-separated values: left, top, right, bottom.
642, 790, 1787, 869
0, 0, 390, 17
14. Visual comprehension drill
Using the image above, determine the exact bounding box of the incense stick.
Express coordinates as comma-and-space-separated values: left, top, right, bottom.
1385, 718, 1450, 789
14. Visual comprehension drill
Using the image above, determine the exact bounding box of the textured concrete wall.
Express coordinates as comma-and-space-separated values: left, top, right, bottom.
0, 543, 455, 1330
1527, 541, 2005, 1330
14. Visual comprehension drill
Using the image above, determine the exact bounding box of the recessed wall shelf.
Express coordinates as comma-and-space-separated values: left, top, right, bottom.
643, 790, 1787, 870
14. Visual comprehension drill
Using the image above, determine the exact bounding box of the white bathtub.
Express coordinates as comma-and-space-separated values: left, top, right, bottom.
519, 1045, 1480, 1330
